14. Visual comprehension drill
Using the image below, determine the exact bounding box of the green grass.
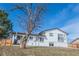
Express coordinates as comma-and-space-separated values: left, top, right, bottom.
0, 46, 79, 56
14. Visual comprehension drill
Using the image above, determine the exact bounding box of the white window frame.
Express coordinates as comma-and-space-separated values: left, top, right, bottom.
29, 36, 33, 40
49, 33, 53, 36
58, 34, 65, 42
39, 37, 44, 42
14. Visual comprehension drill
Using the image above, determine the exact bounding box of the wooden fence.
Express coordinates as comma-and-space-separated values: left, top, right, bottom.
0, 39, 13, 47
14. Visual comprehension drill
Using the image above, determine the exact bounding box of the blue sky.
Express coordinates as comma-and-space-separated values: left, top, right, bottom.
0, 3, 79, 42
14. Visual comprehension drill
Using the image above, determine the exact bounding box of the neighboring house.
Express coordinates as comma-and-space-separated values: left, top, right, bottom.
12, 28, 68, 47
70, 38, 79, 48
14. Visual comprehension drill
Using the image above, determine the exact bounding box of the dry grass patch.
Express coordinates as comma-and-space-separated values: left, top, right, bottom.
0, 46, 79, 56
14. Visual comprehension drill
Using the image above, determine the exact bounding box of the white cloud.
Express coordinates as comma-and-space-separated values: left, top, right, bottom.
50, 4, 76, 25
56, 4, 79, 42
61, 17, 79, 42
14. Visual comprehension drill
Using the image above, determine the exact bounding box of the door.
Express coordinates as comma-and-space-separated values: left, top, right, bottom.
49, 42, 54, 47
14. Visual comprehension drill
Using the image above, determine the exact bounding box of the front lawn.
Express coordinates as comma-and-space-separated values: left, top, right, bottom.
0, 46, 79, 56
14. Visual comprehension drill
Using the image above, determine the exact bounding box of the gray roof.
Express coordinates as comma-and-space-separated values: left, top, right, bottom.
12, 28, 68, 36
39, 28, 68, 35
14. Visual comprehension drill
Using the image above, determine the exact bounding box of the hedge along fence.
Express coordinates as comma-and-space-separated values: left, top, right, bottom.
0, 39, 13, 47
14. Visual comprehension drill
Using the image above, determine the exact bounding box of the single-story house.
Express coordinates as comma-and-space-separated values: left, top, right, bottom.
70, 38, 79, 48
12, 28, 68, 47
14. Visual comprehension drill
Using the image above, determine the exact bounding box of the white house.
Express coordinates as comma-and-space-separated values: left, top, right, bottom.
27, 28, 68, 47
12, 28, 68, 47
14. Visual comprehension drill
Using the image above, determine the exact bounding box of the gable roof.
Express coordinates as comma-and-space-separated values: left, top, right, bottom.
39, 28, 68, 35
71, 38, 79, 44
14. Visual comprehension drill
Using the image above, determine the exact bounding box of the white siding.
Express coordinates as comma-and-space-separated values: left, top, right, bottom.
12, 29, 68, 48
45, 29, 68, 47
26, 29, 68, 47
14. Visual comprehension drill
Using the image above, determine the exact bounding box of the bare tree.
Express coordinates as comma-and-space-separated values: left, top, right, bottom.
12, 3, 46, 48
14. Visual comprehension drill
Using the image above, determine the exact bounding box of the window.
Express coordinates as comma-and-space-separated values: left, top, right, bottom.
17, 36, 21, 40
49, 33, 53, 36
40, 37, 44, 42
49, 43, 54, 46
58, 34, 64, 42
29, 36, 33, 40
32, 43, 33, 45
35, 36, 39, 41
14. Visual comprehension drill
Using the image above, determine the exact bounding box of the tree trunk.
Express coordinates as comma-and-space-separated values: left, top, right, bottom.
20, 39, 27, 49
20, 40, 23, 48
20, 34, 29, 49
23, 41, 27, 48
